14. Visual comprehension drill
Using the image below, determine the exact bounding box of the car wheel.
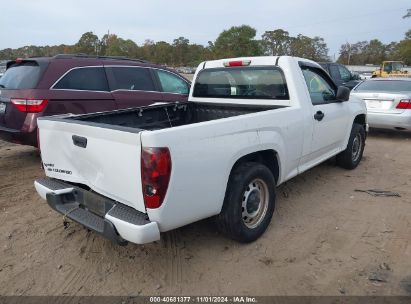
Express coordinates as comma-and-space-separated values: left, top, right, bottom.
336, 123, 365, 170
216, 162, 276, 243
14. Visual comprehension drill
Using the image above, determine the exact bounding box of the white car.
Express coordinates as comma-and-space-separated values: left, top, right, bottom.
34, 56, 367, 245
351, 78, 411, 131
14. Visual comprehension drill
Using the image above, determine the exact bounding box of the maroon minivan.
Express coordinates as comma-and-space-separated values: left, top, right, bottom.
0, 54, 190, 147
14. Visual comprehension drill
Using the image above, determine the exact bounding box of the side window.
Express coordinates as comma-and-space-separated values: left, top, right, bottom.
108, 67, 156, 91
338, 65, 351, 82
329, 65, 341, 80
383, 63, 392, 73
53, 67, 109, 91
301, 67, 336, 105
157, 70, 189, 94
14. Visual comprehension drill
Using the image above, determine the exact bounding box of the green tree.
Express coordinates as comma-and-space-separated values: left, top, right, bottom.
152, 41, 173, 64
100, 34, 138, 57
212, 25, 262, 58
186, 44, 207, 66
74, 31, 100, 55
398, 30, 411, 65
138, 39, 155, 60
172, 37, 190, 65
385, 41, 400, 60
289, 35, 329, 61
261, 29, 291, 56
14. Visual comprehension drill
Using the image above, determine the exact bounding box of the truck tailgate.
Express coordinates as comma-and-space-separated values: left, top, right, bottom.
38, 118, 146, 213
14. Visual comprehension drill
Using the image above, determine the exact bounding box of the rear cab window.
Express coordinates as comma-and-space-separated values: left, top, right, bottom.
0, 61, 45, 89
193, 67, 289, 100
53, 67, 109, 91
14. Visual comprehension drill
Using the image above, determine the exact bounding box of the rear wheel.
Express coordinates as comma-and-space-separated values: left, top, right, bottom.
336, 123, 365, 169
216, 162, 276, 243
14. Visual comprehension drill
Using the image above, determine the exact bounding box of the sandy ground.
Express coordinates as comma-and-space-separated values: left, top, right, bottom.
0, 131, 410, 296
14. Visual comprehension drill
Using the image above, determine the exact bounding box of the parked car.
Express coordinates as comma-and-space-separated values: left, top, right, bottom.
359, 72, 373, 80
0, 54, 190, 147
35, 56, 367, 245
351, 78, 411, 131
319, 62, 361, 90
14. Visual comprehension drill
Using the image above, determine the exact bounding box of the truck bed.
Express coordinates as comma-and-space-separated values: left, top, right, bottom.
69, 102, 283, 131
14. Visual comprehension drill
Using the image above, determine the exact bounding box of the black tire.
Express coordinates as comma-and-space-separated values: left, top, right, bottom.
336, 123, 365, 170
216, 162, 276, 243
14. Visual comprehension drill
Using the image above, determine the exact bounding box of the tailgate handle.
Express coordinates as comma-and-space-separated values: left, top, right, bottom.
72, 135, 87, 148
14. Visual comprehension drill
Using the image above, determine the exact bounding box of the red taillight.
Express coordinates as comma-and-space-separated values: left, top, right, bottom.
223, 60, 251, 67
11, 99, 48, 113
141, 147, 172, 209
15, 58, 23, 64
396, 99, 411, 110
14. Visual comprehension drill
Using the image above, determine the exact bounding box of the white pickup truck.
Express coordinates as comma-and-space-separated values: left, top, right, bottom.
34, 56, 367, 245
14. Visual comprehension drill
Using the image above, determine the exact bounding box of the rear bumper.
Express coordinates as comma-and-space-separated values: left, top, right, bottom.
0, 125, 37, 146
34, 178, 160, 245
368, 111, 411, 131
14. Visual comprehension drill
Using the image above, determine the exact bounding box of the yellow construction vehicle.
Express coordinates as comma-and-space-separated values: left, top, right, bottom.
372, 61, 409, 78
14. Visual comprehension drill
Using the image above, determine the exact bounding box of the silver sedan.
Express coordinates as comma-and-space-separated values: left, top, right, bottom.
351, 78, 411, 131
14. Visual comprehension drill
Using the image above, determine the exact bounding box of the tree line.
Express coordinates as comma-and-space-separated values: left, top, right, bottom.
0, 24, 410, 66
0, 25, 329, 66
337, 30, 411, 65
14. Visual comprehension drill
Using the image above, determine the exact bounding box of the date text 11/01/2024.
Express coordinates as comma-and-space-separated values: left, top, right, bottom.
149, 296, 257, 303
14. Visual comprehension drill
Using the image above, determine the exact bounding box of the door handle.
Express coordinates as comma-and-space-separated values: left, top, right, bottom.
72, 135, 87, 148
314, 111, 325, 121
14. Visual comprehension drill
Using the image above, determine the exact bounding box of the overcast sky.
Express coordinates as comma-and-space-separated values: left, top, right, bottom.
1, 0, 410, 60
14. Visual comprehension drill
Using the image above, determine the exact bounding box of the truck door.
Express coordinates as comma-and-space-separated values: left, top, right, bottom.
300, 65, 351, 164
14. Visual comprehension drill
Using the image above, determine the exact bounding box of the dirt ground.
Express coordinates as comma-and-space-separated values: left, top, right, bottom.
0, 131, 410, 296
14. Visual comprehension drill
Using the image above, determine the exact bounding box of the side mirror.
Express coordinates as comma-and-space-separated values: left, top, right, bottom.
336, 86, 350, 102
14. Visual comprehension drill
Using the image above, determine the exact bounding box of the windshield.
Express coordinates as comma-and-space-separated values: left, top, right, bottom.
193, 67, 289, 99
0, 62, 43, 89
354, 80, 411, 92
383, 62, 403, 72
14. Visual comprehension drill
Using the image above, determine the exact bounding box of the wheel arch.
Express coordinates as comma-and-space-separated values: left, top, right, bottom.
229, 149, 280, 185
354, 113, 366, 129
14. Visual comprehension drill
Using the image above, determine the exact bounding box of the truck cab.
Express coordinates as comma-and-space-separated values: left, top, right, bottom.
372, 61, 409, 78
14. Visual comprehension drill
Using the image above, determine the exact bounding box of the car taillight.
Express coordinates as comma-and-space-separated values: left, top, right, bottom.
396, 99, 411, 109
11, 99, 48, 113
141, 147, 172, 209
223, 60, 251, 67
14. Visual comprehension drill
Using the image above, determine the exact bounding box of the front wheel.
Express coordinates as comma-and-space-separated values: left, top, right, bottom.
336, 123, 365, 169
216, 162, 276, 243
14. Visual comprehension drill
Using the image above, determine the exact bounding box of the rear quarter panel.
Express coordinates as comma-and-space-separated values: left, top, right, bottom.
141, 106, 305, 232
